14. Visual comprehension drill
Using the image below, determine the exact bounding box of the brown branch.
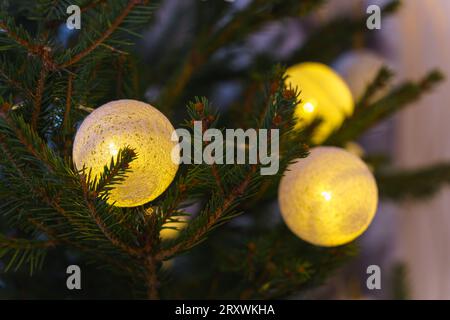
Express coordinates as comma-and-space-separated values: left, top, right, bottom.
0, 21, 57, 70
157, 166, 257, 260
63, 73, 73, 133
0, 236, 56, 249
0, 21, 38, 54
80, 176, 143, 258
31, 67, 47, 130
63, 73, 74, 158
59, 0, 147, 69
0, 67, 34, 98
3, 116, 55, 173
28, 217, 135, 274
81, 0, 108, 13
211, 164, 225, 195
145, 256, 160, 299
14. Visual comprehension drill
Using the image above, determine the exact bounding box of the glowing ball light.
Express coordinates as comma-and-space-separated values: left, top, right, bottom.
160, 216, 188, 240
73, 99, 179, 207
278, 147, 378, 247
285, 62, 354, 143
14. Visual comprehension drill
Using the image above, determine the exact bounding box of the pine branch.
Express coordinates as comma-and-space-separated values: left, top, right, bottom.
91, 147, 137, 197
0, 234, 53, 274
31, 67, 47, 130
62, 73, 73, 133
79, 174, 143, 258
325, 70, 444, 146
357, 67, 394, 107
145, 256, 160, 299
0, 66, 34, 98
377, 163, 450, 200
59, 0, 150, 69
157, 166, 257, 260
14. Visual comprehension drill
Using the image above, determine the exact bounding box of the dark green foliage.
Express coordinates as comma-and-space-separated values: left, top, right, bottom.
377, 163, 450, 200
391, 263, 410, 300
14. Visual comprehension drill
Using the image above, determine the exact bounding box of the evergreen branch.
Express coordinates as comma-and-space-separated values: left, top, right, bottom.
62, 73, 73, 134
0, 20, 57, 70
1, 115, 62, 173
377, 163, 450, 200
0, 67, 34, 98
0, 234, 50, 274
0, 235, 56, 249
0, 21, 33, 50
325, 70, 444, 146
357, 67, 394, 107
59, 0, 150, 69
31, 67, 47, 130
92, 147, 137, 197
28, 217, 136, 275
157, 166, 257, 260
81, 0, 109, 13
145, 256, 160, 299
80, 176, 143, 258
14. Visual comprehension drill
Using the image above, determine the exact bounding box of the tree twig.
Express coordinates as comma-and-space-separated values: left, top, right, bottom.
80, 176, 143, 258
31, 67, 47, 130
157, 166, 257, 260
59, 0, 148, 69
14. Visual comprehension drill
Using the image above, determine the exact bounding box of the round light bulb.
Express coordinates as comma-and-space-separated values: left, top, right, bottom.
278, 147, 378, 247
73, 99, 179, 207
285, 62, 354, 143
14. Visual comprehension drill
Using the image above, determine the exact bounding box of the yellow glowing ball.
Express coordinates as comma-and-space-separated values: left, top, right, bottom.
160, 216, 188, 240
285, 62, 354, 143
278, 147, 378, 247
73, 99, 179, 207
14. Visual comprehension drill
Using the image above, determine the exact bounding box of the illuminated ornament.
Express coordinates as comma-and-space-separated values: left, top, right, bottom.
73, 99, 179, 207
285, 62, 354, 143
278, 147, 378, 247
344, 141, 365, 159
160, 215, 188, 240
334, 50, 387, 102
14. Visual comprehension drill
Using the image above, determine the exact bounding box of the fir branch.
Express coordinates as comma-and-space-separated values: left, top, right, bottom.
1, 115, 62, 173
59, 0, 150, 69
157, 166, 257, 260
0, 234, 51, 274
79, 175, 143, 258
92, 147, 137, 197
357, 67, 393, 107
0, 235, 56, 249
62, 73, 73, 134
81, 0, 109, 13
0, 19, 57, 70
0, 66, 34, 98
325, 70, 444, 146
377, 163, 450, 200
31, 67, 48, 130
145, 256, 160, 299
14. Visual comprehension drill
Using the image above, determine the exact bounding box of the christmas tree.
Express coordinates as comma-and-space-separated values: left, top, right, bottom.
0, 0, 448, 300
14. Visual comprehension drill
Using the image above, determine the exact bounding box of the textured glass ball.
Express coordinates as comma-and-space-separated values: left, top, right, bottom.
285, 62, 354, 143
73, 100, 179, 207
278, 147, 378, 247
